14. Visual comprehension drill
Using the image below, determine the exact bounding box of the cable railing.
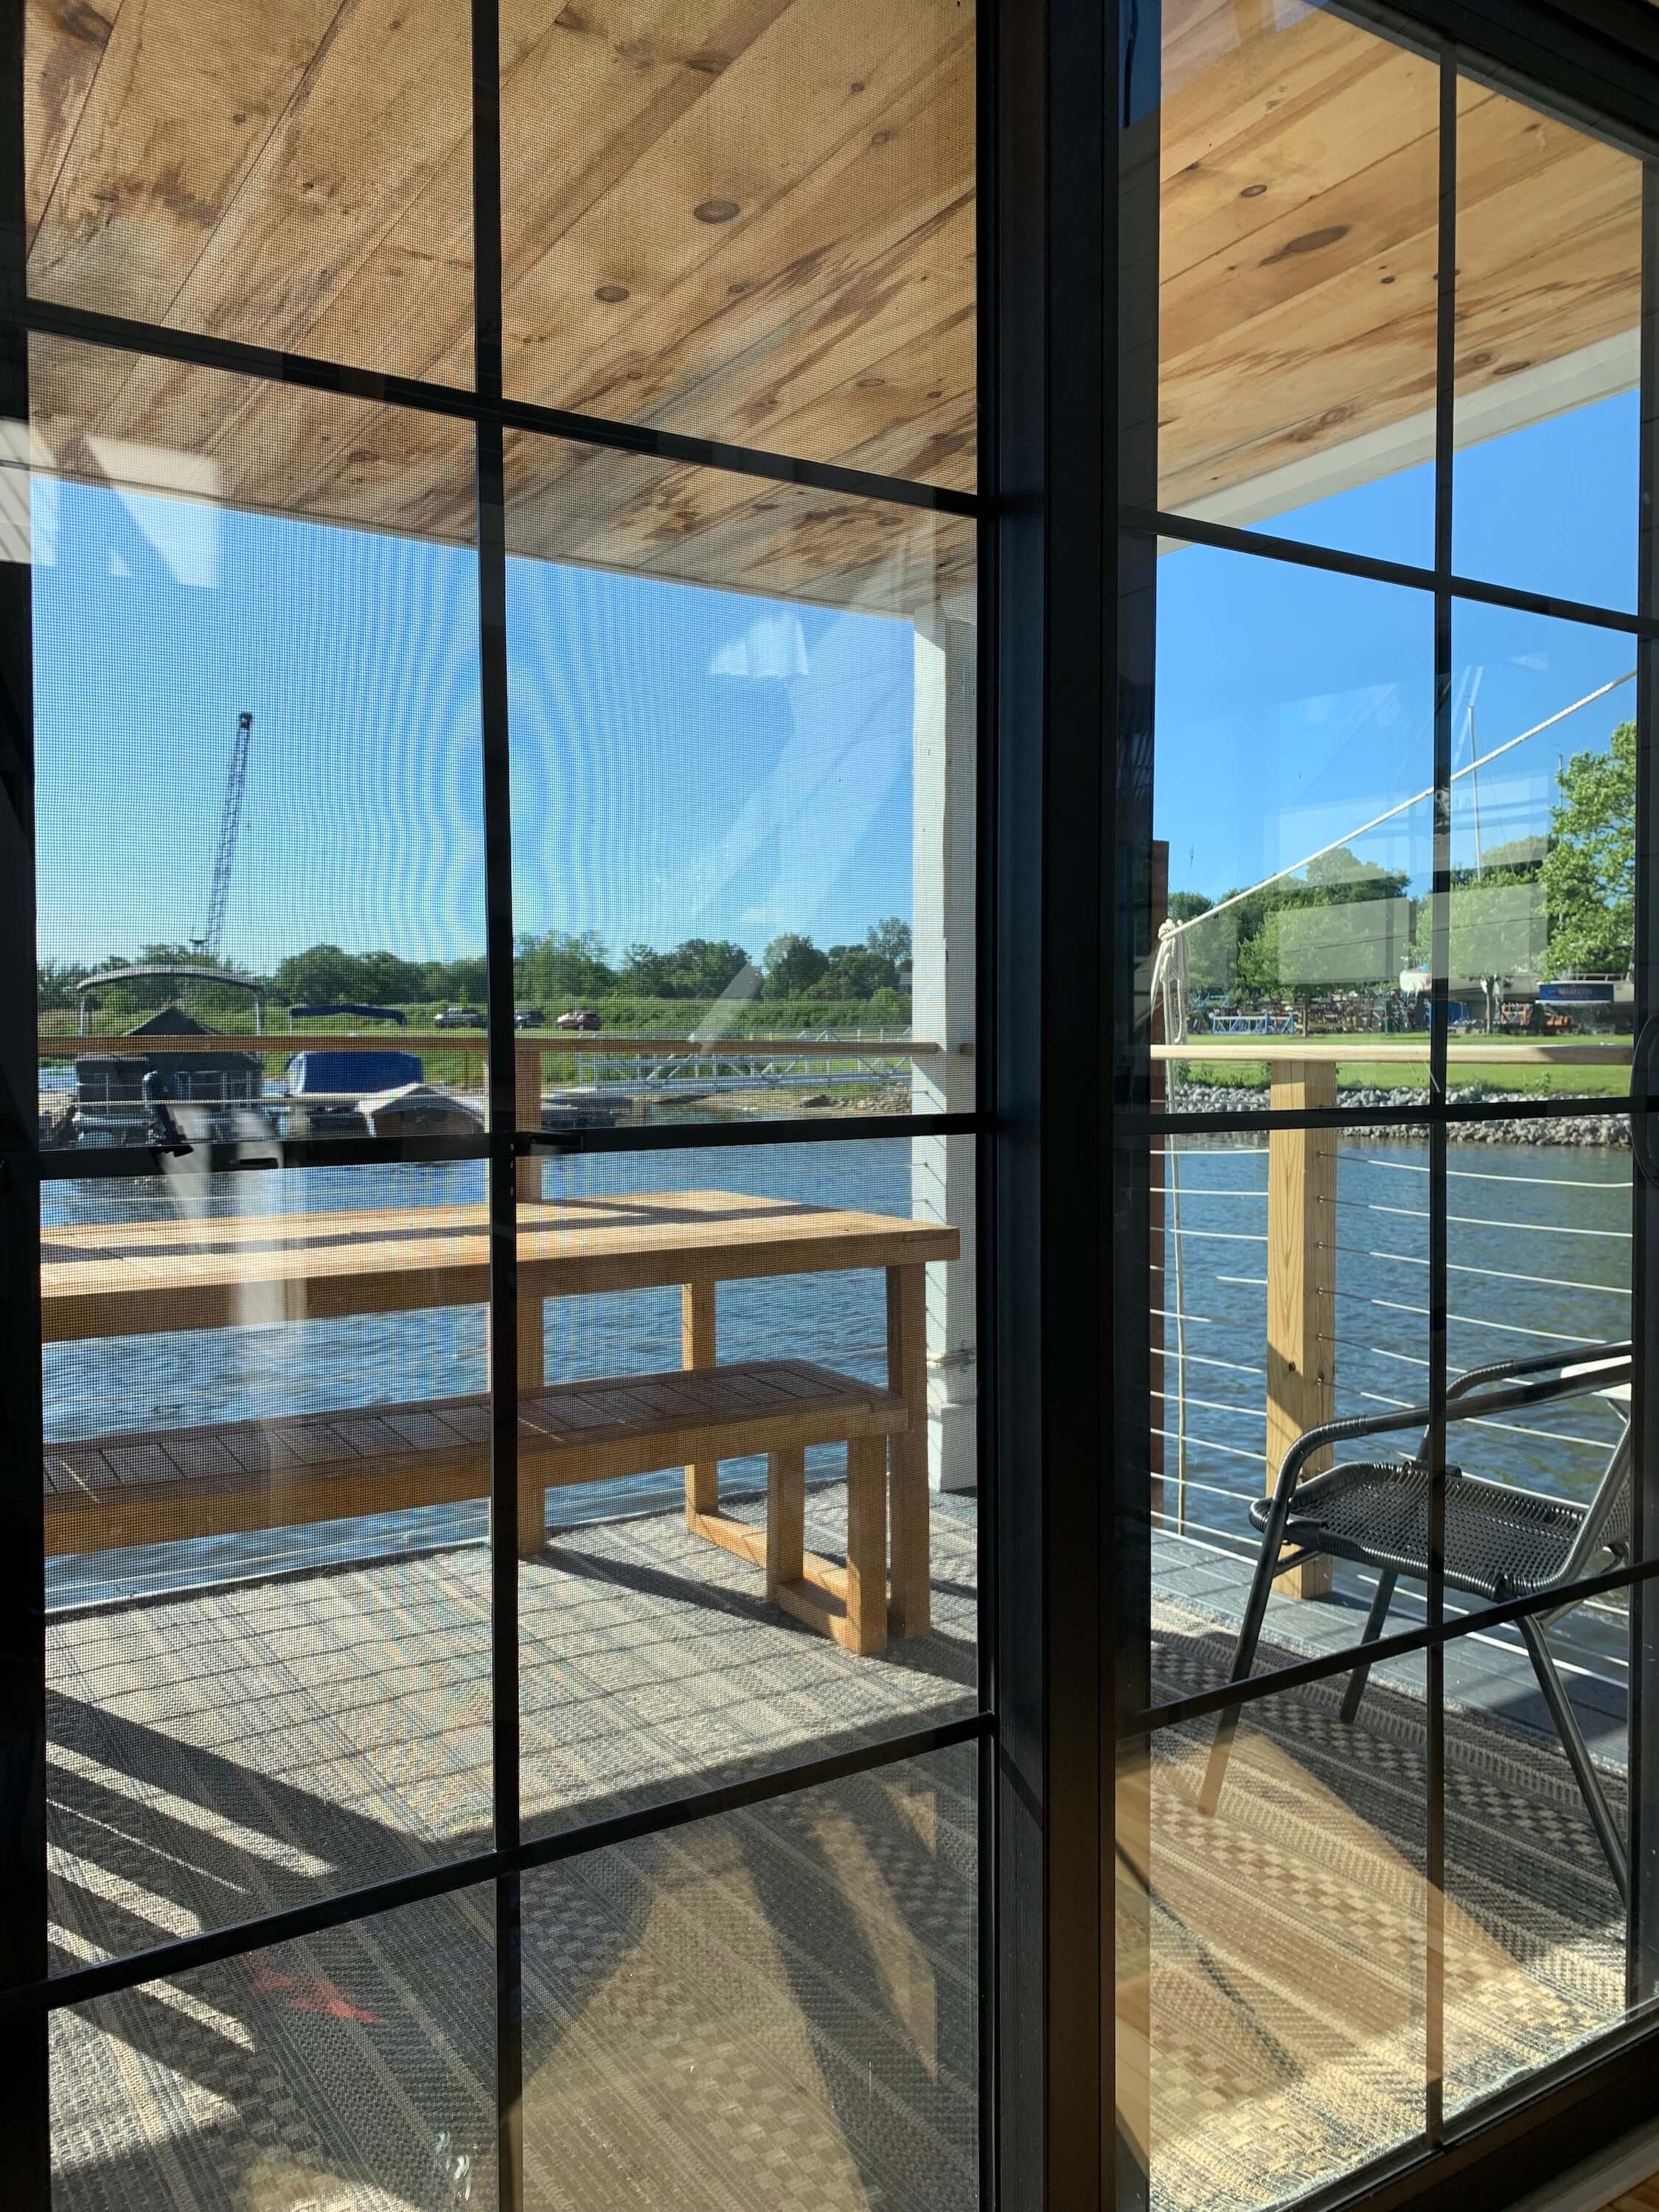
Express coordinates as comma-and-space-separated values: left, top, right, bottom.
1152, 1114, 1635, 1690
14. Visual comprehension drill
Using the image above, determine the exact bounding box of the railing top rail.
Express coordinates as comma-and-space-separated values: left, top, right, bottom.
38, 1032, 945, 1062
1154, 1039, 1630, 1065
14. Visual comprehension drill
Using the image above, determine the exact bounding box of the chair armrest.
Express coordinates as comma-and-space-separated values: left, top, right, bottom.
1269, 1355, 1635, 1514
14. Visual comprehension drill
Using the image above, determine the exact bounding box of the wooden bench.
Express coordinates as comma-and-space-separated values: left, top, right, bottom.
44, 1360, 908, 1655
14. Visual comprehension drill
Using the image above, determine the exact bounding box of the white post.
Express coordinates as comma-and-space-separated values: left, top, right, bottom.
912, 607, 977, 1494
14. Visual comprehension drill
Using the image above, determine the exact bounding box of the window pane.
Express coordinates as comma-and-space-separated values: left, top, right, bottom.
517, 1138, 976, 1837
1145, 542, 1435, 1113
505, 434, 973, 1130
45, 1161, 499, 1966
498, 1, 975, 487
31, 337, 490, 1151
1155, 5, 1438, 565
1119, 1686, 1427, 2212
523, 1744, 976, 2212
53, 1886, 498, 2210
1453, 84, 1642, 613
1138, 1121, 1433, 1709
25, 2, 476, 380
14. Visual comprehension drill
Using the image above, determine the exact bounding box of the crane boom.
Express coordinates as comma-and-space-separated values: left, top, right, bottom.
197, 710, 253, 961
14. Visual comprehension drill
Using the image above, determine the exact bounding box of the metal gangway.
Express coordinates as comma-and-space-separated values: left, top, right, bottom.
563, 1026, 915, 1096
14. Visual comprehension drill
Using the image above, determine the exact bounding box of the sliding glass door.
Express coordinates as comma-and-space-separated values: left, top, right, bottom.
1114, 6, 1659, 2208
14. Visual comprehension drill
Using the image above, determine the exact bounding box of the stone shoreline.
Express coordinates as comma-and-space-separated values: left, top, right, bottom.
1169, 1083, 1630, 1147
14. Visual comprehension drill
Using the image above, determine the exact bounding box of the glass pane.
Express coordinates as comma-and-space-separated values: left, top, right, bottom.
45, 1161, 496, 1966
517, 1138, 976, 1837
498, 1, 975, 487
1442, 1604, 1629, 2113
31, 336, 490, 1150
1144, 1119, 1436, 1707
25, 2, 475, 381
1155, 5, 1438, 564
1453, 83, 1642, 613
1147, 542, 1436, 1114
506, 435, 973, 1131
1119, 1684, 1427, 2212
53, 1886, 498, 2210
522, 1743, 976, 2212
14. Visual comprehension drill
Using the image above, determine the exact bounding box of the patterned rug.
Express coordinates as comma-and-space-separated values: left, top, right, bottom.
44, 1498, 1628, 2212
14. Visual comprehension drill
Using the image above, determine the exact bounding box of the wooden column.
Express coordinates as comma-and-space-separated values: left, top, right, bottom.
682, 1278, 717, 1526
1266, 1060, 1336, 1599
514, 1046, 545, 1393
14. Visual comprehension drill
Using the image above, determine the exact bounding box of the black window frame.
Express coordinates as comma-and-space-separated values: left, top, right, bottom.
0, 4, 995, 2206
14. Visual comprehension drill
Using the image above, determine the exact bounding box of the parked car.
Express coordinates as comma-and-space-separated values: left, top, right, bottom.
434, 1006, 485, 1029
556, 1007, 602, 1032
514, 1006, 546, 1029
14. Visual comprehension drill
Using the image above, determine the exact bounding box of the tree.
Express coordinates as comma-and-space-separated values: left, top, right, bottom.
37, 959, 83, 1010
1540, 718, 1635, 975
864, 917, 911, 970
762, 932, 829, 999
515, 929, 616, 1004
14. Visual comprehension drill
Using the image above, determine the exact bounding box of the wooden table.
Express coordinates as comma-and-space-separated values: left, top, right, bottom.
41, 1189, 959, 1637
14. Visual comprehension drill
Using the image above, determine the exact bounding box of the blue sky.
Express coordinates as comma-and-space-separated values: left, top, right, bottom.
1157, 392, 1641, 905
31, 481, 914, 974
30, 391, 1640, 970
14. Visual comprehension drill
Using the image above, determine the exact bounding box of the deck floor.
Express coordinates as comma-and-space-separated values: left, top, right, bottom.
43, 1508, 1636, 2212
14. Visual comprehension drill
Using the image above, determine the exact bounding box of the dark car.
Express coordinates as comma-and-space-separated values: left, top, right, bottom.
433, 1006, 485, 1029
514, 1006, 546, 1029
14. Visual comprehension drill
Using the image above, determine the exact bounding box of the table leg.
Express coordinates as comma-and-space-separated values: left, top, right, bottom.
887, 1262, 931, 1638
683, 1278, 717, 1527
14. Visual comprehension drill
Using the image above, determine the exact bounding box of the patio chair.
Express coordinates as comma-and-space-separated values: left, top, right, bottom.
1199, 1341, 1635, 1900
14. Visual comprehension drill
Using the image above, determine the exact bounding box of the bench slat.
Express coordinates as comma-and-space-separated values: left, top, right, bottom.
42, 1360, 905, 1558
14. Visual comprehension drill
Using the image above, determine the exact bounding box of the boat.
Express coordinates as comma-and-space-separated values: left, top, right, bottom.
279, 1048, 484, 1138
58, 1003, 276, 1151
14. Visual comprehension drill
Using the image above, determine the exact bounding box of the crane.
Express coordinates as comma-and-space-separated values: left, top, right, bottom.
192, 710, 254, 963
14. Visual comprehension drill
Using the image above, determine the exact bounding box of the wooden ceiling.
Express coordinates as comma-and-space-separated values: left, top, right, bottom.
20, 0, 1643, 606
1159, 0, 1641, 517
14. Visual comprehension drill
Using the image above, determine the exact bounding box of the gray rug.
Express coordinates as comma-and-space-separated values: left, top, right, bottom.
45, 1500, 1628, 2212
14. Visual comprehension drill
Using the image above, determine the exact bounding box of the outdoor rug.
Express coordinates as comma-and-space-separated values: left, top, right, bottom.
44, 1498, 1628, 2212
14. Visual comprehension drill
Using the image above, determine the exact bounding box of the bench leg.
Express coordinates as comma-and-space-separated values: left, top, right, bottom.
683, 1279, 718, 1527
517, 1477, 547, 1559
768, 1445, 805, 1600
844, 1434, 888, 1658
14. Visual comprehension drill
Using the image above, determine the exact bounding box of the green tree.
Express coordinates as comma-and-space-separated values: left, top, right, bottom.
1540, 718, 1635, 975
762, 932, 829, 999
864, 917, 911, 969
37, 959, 83, 1010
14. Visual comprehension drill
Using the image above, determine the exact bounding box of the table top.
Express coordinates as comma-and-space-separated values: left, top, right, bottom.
41, 1190, 960, 1343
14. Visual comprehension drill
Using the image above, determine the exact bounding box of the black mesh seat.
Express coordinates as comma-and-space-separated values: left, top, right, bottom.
1204, 1343, 1634, 1899
1253, 1459, 1618, 1603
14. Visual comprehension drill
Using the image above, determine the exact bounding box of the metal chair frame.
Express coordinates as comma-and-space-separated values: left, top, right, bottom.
1198, 1342, 1635, 1902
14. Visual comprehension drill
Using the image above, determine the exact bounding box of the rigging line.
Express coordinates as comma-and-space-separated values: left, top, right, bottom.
1161, 667, 1635, 933
1338, 1154, 1631, 1191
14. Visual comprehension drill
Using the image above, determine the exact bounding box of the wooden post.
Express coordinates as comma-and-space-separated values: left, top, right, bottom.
1266, 1060, 1336, 1599
515, 1046, 543, 1205
682, 1278, 718, 1526
515, 1046, 545, 1401
1148, 839, 1167, 1528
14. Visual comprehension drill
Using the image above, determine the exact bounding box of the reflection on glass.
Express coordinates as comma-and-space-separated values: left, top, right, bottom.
25, 2, 475, 378
1155, 4, 1438, 563
505, 435, 974, 1130
523, 1745, 976, 2212
1149, 545, 1434, 1112
53, 1888, 497, 2211
44, 1161, 498, 1967
31, 336, 489, 1151
498, 0, 975, 485
1119, 1700, 1426, 2212
516, 1140, 976, 1837
1453, 81, 1642, 611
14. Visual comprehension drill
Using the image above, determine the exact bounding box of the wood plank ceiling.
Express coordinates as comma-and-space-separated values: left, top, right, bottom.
20, 0, 1644, 610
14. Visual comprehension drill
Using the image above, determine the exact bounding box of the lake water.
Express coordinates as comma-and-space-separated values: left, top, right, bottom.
1157, 1135, 1634, 1554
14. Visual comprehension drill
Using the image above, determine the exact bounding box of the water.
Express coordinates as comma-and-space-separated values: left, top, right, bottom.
45, 1141, 908, 1607
1158, 1135, 1634, 1551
